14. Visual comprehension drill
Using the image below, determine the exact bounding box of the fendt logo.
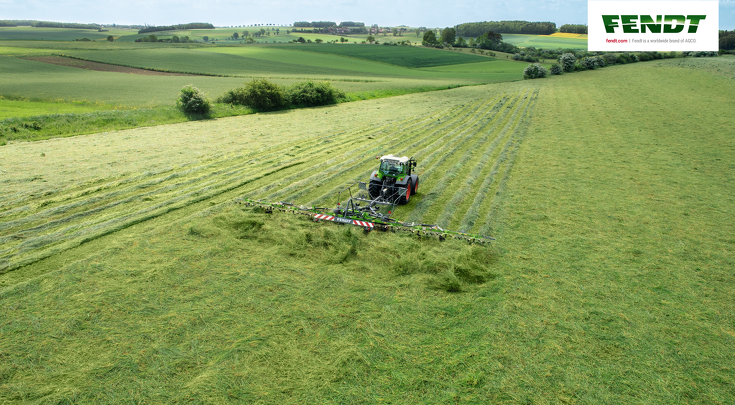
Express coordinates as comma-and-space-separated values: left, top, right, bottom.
602, 15, 706, 34
589, 1, 718, 51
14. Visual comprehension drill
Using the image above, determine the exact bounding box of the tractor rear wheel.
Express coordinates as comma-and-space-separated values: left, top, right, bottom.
412, 177, 419, 194
399, 179, 412, 204
369, 181, 382, 199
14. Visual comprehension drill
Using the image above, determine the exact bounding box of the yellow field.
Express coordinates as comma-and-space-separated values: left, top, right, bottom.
549, 32, 588, 39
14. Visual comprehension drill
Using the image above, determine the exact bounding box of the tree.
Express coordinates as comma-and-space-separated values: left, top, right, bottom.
455, 36, 467, 47
392, 27, 398, 36
233, 32, 239, 39
440, 27, 456, 45
276, 29, 280, 35
367, 35, 375, 43
107, 35, 114, 42
315, 38, 323, 43
475, 31, 502, 48
203, 36, 209, 42
340, 37, 347, 43
422, 30, 438, 46
242, 30, 249, 37
172, 35, 180, 43
296, 37, 305, 43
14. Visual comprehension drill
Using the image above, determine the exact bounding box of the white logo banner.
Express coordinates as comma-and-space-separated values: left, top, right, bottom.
588, 1, 719, 51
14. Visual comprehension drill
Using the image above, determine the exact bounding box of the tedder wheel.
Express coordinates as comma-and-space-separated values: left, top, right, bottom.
399, 179, 412, 204
368, 181, 382, 199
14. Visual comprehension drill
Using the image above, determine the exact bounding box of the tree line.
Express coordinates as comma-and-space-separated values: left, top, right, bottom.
456, 21, 557, 37
293, 21, 336, 28
559, 24, 588, 34
138, 23, 214, 34
28, 21, 101, 29
721, 31, 735, 51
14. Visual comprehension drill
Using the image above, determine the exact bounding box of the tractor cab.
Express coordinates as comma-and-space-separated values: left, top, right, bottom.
376, 155, 415, 179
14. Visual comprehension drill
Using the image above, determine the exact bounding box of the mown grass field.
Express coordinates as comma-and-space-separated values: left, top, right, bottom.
1, 57, 734, 403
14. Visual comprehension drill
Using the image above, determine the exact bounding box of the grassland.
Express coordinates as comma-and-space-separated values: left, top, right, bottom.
0, 98, 113, 120
271, 43, 487, 67
1, 57, 734, 402
502, 33, 588, 50
0, 39, 539, 144
0, 27, 136, 41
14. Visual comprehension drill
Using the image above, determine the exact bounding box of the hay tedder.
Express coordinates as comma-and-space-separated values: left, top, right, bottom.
234, 155, 495, 244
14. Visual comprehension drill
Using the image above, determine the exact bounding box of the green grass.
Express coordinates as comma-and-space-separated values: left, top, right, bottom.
0, 98, 112, 119
0, 26, 135, 41
1, 58, 734, 402
501, 33, 589, 50
0, 45, 531, 116
61, 47, 385, 77
272, 43, 488, 67
0, 104, 254, 143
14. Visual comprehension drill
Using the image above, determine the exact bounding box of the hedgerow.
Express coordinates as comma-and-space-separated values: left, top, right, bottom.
217, 79, 346, 111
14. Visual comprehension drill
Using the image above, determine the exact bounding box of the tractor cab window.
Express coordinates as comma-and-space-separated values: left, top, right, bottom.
380, 160, 403, 175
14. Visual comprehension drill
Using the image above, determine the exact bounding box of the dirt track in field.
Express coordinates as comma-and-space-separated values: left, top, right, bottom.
24, 56, 198, 76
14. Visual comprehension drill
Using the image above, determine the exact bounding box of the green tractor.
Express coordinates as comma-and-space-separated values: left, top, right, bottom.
368, 155, 419, 204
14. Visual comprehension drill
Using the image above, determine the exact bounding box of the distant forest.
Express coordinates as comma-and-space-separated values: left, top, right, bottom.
559, 24, 588, 34
138, 23, 214, 34
0, 20, 100, 29
721, 30, 735, 50
456, 21, 557, 37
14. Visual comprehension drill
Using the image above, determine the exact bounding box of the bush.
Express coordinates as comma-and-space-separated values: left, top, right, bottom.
602, 54, 618, 65
523, 63, 548, 79
177, 85, 211, 114
559, 53, 577, 72
581, 57, 597, 70
285, 81, 346, 107
550, 63, 563, 75
226, 79, 286, 111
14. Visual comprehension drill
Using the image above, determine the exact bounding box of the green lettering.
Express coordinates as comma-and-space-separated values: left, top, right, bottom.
687, 15, 706, 33
621, 15, 639, 33
602, 15, 620, 33
664, 15, 686, 33
640, 15, 662, 33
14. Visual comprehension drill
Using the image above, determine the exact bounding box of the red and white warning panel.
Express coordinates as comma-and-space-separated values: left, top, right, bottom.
314, 214, 374, 229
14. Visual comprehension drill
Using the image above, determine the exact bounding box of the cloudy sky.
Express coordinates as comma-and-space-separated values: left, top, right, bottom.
2, 0, 733, 29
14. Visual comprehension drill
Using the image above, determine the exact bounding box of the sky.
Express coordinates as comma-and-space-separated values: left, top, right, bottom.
1, 0, 733, 29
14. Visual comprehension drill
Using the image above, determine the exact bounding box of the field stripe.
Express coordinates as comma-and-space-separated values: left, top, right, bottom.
435, 89, 537, 230
476, 90, 539, 236
404, 92, 526, 223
